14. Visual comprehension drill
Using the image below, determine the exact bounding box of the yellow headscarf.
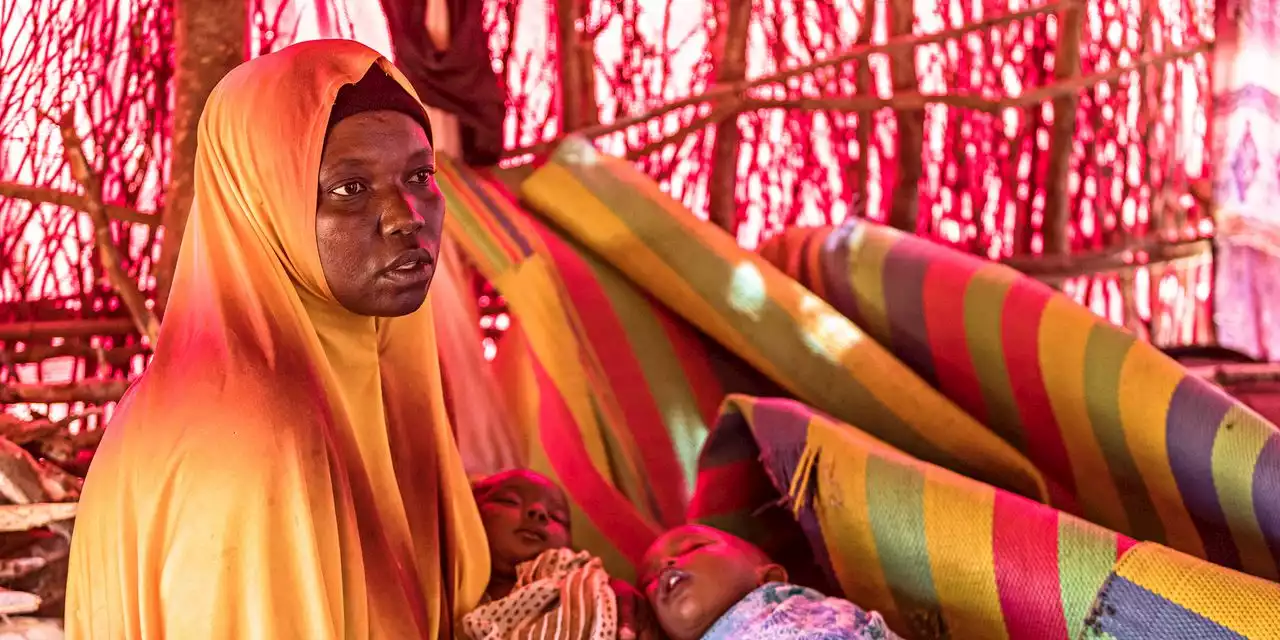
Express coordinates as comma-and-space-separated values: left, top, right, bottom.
65, 40, 489, 639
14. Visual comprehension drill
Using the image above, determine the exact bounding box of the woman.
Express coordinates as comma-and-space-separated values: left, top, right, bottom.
64, 40, 488, 638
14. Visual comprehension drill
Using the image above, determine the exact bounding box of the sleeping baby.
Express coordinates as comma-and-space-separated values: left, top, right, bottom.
462, 469, 661, 640
638, 524, 901, 640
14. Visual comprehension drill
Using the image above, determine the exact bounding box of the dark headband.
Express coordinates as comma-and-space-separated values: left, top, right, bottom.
326, 67, 433, 143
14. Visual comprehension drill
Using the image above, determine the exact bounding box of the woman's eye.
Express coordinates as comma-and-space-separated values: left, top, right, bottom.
330, 181, 365, 197
408, 168, 436, 184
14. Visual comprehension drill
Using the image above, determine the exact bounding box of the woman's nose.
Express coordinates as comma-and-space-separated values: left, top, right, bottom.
379, 193, 425, 237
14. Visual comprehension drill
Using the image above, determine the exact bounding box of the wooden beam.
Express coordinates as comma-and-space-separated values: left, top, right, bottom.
154, 0, 248, 313
0, 380, 130, 405
1041, 3, 1084, 255
0, 344, 147, 366
506, 1, 1077, 159
886, 0, 924, 233
705, 0, 752, 236
57, 114, 161, 344
1003, 238, 1211, 279
0, 182, 154, 225
0, 319, 136, 342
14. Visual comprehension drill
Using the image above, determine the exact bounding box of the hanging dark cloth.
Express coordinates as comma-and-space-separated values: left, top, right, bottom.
381, 0, 506, 166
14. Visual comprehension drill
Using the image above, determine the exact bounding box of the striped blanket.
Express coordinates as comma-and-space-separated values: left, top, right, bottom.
693, 395, 1280, 640
758, 222, 1280, 581
443, 139, 1280, 638
437, 156, 783, 578
520, 136, 1046, 503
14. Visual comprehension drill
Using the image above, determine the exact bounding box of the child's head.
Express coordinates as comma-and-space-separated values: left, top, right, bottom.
638, 524, 787, 640
472, 469, 572, 578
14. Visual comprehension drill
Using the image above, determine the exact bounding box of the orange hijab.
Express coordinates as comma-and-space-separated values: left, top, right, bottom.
65, 40, 488, 639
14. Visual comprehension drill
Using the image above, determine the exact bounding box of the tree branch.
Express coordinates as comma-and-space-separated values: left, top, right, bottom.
0, 182, 154, 225
57, 113, 161, 345
504, 0, 1078, 159
1003, 237, 1211, 279
1041, 3, 1084, 254
0, 319, 136, 342
154, 0, 247, 313
0, 380, 130, 405
705, 0, 752, 235
0, 344, 147, 367
886, 0, 923, 233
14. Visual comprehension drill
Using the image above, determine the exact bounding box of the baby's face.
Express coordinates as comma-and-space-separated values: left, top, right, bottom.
638, 525, 768, 640
476, 471, 571, 576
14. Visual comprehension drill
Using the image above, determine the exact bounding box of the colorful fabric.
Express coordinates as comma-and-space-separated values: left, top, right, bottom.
1081, 542, 1280, 639
462, 548, 618, 640
692, 394, 1136, 640
436, 156, 781, 578
433, 237, 525, 476
702, 582, 900, 640
758, 221, 1280, 580
1212, 0, 1280, 362
519, 135, 1047, 504
65, 41, 488, 639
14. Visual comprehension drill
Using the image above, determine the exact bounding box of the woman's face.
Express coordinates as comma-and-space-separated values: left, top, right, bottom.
316, 110, 442, 317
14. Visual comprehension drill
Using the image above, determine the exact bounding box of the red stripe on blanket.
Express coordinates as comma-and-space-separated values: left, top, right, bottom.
531, 354, 658, 563
921, 258, 988, 422
533, 224, 688, 527
992, 492, 1070, 640
1001, 277, 1080, 512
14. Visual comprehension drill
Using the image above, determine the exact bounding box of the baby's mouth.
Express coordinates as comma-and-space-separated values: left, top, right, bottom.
657, 567, 691, 602
515, 527, 547, 544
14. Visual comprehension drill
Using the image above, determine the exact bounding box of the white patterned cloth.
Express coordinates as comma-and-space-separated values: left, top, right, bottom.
462, 548, 619, 640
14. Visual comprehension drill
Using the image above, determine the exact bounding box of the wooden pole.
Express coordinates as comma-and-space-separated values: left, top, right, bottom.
0, 183, 153, 225
57, 114, 161, 345
554, 0, 599, 132
1041, 4, 1084, 255
0, 380, 130, 405
153, 0, 247, 314
0, 319, 136, 342
505, 1, 1078, 159
705, 0, 752, 236
886, 0, 924, 233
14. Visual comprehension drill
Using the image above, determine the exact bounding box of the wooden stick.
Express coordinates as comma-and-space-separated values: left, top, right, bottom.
0, 380, 130, 405
0, 343, 147, 366
1041, 3, 1084, 255
56, 113, 161, 344
504, 0, 1077, 158
0, 181, 155, 225
705, 0, 752, 235
1187, 363, 1280, 386
0, 319, 136, 342
0, 409, 107, 446
0, 503, 77, 533
886, 0, 923, 232
1004, 238, 1211, 278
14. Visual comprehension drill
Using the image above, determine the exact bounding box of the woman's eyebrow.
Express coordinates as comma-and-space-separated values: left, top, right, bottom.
405, 149, 434, 166
319, 158, 370, 177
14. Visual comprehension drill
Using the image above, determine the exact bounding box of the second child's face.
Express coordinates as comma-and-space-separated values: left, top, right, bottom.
637, 526, 769, 640
477, 471, 571, 576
